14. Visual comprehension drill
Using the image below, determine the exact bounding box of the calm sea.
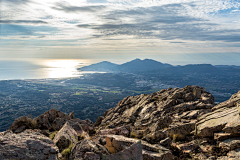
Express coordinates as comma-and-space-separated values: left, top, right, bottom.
0, 59, 98, 80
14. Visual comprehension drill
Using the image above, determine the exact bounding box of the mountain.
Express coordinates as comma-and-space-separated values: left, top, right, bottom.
118, 58, 172, 72
78, 58, 172, 72
79, 61, 118, 72
215, 65, 240, 69
2, 86, 240, 159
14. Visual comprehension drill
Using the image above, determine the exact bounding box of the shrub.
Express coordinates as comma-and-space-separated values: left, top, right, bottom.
78, 133, 86, 141
9, 116, 37, 133
61, 142, 73, 157
49, 131, 58, 140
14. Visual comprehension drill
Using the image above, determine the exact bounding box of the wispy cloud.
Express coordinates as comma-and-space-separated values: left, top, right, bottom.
1, 0, 240, 62
0, 20, 48, 24
52, 3, 106, 13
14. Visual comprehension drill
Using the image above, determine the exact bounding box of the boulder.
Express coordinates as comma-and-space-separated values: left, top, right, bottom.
69, 139, 110, 160
102, 142, 143, 160
94, 116, 104, 126
33, 109, 70, 130
175, 141, 199, 154
52, 118, 84, 134
159, 137, 171, 148
53, 121, 78, 152
196, 92, 240, 137
144, 130, 167, 143
104, 134, 174, 160
68, 111, 75, 119
166, 121, 196, 141
219, 138, 240, 151
71, 118, 94, 134
97, 126, 130, 137
0, 129, 59, 159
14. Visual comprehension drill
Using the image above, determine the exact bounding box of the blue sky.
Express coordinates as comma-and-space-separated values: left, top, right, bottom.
0, 0, 240, 65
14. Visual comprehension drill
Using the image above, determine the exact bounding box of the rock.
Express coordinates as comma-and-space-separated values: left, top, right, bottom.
176, 141, 199, 154
0, 129, 59, 159
193, 153, 210, 160
196, 92, 240, 137
69, 139, 110, 160
214, 133, 240, 141
167, 121, 196, 141
96, 86, 214, 147
94, 116, 104, 126
33, 108, 70, 130
68, 111, 75, 119
159, 137, 171, 148
53, 121, 78, 152
97, 126, 130, 137
71, 118, 94, 134
102, 142, 143, 160
144, 130, 167, 143
219, 138, 240, 151
84, 152, 101, 160
104, 134, 174, 160
52, 118, 85, 135
227, 148, 240, 159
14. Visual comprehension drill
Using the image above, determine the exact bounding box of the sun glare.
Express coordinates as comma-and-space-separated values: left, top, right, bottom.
44, 59, 84, 79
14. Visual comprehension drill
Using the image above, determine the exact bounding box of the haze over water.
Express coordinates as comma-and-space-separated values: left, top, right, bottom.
0, 59, 99, 80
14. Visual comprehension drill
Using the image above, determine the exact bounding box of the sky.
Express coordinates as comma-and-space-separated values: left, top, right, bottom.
0, 0, 240, 65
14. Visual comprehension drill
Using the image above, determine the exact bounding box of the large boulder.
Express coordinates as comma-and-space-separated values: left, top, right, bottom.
102, 141, 143, 160
104, 134, 174, 160
196, 91, 240, 137
53, 122, 78, 152
33, 109, 71, 130
69, 139, 110, 160
97, 125, 131, 137
0, 129, 60, 159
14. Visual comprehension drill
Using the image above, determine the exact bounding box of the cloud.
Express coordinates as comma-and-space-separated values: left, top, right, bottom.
1, 0, 31, 4
76, 3, 240, 42
0, 20, 48, 25
52, 3, 106, 13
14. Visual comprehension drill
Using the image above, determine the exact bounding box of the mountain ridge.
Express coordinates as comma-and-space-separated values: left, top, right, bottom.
79, 58, 172, 72
79, 58, 240, 74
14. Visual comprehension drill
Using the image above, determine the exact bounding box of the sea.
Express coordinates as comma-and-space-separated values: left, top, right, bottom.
0, 59, 99, 80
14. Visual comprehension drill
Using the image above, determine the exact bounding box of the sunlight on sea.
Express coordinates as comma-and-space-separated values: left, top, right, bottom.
0, 59, 99, 80
41, 59, 89, 79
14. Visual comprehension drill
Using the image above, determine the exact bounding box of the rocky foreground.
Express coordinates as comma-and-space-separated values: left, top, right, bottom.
0, 85, 240, 160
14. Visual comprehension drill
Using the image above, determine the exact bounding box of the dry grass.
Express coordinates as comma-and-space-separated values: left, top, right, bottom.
172, 133, 185, 142
130, 130, 142, 139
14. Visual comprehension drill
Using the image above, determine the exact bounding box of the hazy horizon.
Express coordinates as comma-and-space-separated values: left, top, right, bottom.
1, 0, 240, 66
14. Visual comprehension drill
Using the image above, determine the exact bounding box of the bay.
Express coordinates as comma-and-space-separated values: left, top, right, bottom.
0, 59, 98, 80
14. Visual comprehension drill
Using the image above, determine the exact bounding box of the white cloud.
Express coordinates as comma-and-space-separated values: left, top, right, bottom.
1, 0, 240, 60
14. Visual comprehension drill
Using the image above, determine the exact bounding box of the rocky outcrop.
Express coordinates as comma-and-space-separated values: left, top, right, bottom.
196, 90, 240, 137
97, 85, 214, 144
0, 129, 60, 159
